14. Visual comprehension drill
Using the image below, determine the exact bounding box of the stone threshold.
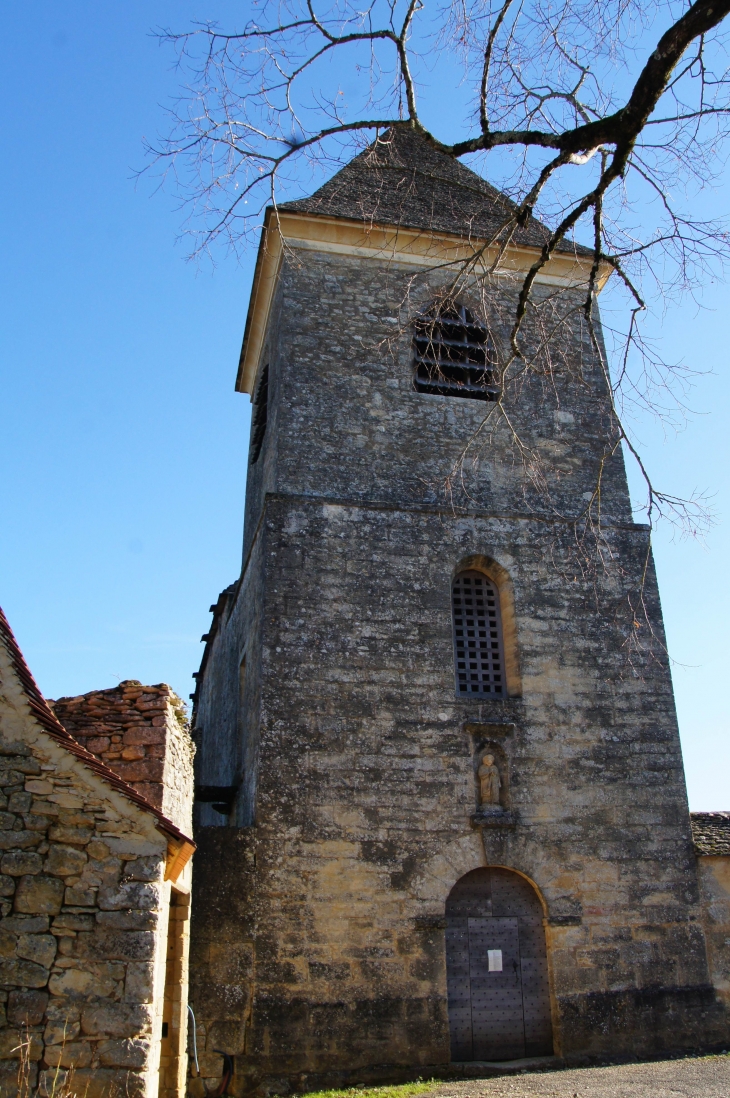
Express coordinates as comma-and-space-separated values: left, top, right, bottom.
446, 1056, 565, 1077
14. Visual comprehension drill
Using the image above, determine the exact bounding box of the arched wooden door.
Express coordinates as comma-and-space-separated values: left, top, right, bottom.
445, 867, 553, 1061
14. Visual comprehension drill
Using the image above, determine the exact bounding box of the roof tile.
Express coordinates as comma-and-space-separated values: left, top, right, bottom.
282, 126, 588, 255
690, 812, 730, 856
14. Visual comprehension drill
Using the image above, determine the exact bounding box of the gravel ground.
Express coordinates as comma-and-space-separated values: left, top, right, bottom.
427, 1056, 730, 1098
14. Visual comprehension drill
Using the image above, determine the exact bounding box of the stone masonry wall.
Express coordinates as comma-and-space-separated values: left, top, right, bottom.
51, 683, 194, 836
191, 244, 728, 1093
0, 737, 170, 1098
697, 857, 730, 1011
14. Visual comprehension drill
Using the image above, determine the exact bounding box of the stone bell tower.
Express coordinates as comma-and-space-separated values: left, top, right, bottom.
188, 127, 727, 1095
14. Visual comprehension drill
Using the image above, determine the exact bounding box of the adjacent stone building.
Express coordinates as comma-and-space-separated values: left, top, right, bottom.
691, 814, 730, 1014
0, 607, 194, 1097
189, 125, 730, 1095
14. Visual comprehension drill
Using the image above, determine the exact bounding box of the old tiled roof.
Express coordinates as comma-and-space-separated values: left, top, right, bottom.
0, 606, 193, 848
691, 812, 730, 856
281, 126, 589, 255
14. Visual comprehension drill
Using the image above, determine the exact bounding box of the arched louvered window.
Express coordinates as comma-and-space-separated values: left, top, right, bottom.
413, 303, 500, 401
250, 364, 269, 464
452, 571, 506, 696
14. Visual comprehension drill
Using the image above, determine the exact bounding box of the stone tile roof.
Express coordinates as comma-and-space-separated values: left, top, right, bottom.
281, 126, 589, 255
690, 812, 730, 856
0, 605, 193, 847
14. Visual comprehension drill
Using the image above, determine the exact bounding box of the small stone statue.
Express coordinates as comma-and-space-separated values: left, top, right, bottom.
478, 753, 501, 810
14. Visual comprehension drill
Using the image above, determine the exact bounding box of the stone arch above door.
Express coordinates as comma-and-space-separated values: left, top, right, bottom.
445, 867, 553, 1061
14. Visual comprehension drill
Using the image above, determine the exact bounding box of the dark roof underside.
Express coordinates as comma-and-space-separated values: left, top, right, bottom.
282, 127, 587, 255
691, 812, 730, 856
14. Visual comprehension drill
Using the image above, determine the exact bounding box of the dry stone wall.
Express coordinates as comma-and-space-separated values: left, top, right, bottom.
50, 683, 194, 836
0, 735, 170, 1098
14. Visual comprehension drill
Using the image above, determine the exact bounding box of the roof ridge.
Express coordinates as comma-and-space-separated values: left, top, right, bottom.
0, 605, 193, 847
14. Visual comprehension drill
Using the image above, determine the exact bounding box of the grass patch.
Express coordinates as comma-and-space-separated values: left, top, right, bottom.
302, 1080, 442, 1098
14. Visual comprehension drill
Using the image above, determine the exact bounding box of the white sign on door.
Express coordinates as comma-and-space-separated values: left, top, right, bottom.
487, 949, 503, 972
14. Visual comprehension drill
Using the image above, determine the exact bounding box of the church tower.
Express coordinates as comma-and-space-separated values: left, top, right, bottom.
189, 128, 727, 1094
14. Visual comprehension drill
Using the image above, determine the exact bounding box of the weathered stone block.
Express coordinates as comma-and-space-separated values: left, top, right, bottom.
7, 990, 48, 1026
53, 913, 94, 932
121, 746, 146, 762
123, 962, 155, 1003
44, 844, 88, 877
2, 852, 42, 877
68, 1067, 145, 1098
0, 926, 16, 957
85, 737, 111, 754
0, 1027, 43, 1059
96, 910, 156, 930
7, 793, 31, 814
85, 840, 110, 861
0, 830, 40, 851
24, 780, 53, 795
64, 884, 96, 907
121, 857, 160, 883
0, 756, 38, 774
97, 881, 158, 911
0, 958, 48, 987
45, 1040, 92, 1068
14, 874, 64, 915
80, 1000, 151, 1038
123, 727, 165, 746
17, 932, 56, 968
44, 1001, 80, 1044
47, 966, 116, 999
0, 770, 28, 787
97, 1037, 150, 1068
48, 826, 94, 846
2, 915, 49, 934
0, 1060, 36, 1093
112, 760, 164, 783
75, 929, 155, 962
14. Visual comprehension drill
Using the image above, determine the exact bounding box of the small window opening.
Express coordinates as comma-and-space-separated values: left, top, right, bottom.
452, 570, 506, 696
250, 364, 269, 464
414, 303, 500, 401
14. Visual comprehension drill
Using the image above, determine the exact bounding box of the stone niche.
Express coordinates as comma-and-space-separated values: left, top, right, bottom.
467, 723, 515, 828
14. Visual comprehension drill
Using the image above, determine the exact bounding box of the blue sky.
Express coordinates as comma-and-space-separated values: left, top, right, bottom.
1, 3, 728, 809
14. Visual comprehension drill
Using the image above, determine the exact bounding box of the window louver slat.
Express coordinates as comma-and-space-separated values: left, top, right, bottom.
414, 304, 500, 401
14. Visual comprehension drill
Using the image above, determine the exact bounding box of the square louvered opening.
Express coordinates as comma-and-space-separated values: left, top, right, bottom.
452, 571, 506, 696
414, 304, 500, 401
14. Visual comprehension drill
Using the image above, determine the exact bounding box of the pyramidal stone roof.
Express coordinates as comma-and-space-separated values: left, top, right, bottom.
282, 126, 586, 255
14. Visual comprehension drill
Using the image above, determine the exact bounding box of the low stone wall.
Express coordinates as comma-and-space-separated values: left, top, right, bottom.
697, 856, 730, 1011
0, 737, 169, 1097
50, 682, 193, 835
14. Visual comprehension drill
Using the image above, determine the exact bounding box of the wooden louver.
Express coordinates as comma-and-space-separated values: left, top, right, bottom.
452, 571, 506, 696
413, 304, 500, 401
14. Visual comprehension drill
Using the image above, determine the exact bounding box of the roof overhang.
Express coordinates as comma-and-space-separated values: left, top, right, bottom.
236, 208, 612, 397
164, 834, 196, 883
